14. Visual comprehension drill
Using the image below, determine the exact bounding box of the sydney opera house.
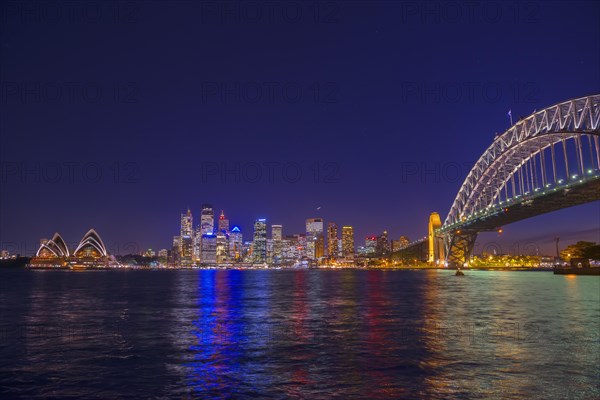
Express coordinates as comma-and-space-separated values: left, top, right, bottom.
28, 229, 118, 269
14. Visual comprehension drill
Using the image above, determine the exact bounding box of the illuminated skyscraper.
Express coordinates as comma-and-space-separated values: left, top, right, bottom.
297, 234, 307, 258
327, 222, 338, 259
282, 235, 300, 264
306, 218, 324, 260
193, 226, 201, 261
218, 210, 229, 233
199, 204, 214, 262
376, 231, 390, 256
229, 226, 243, 261
342, 226, 354, 259
272, 224, 283, 264
180, 209, 193, 264
242, 241, 253, 262
180, 209, 193, 238
200, 204, 214, 235
253, 219, 267, 263
365, 236, 377, 254
272, 224, 282, 241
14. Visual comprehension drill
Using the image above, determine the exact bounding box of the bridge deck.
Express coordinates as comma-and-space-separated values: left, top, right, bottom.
441, 176, 600, 233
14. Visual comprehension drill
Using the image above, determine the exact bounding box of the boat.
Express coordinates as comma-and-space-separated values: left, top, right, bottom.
455, 268, 465, 276
554, 258, 600, 275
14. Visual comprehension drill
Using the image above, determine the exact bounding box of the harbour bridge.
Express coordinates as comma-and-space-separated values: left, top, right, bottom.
395, 94, 600, 267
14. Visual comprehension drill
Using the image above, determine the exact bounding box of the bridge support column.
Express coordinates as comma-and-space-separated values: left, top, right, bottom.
444, 231, 477, 268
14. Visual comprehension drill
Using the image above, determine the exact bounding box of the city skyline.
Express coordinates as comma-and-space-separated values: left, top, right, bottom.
9, 191, 599, 258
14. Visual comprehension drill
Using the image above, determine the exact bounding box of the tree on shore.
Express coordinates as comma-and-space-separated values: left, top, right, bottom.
560, 241, 600, 261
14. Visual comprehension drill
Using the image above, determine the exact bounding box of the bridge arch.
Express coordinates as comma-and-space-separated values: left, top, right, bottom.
445, 95, 600, 226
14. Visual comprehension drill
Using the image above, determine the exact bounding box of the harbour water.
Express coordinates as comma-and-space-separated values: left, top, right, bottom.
0, 269, 598, 399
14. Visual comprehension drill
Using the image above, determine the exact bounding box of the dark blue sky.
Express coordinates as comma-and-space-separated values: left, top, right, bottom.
1, 1, 599, 255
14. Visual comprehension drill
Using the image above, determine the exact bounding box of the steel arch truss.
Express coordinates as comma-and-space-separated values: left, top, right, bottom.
445, 95, 600, 226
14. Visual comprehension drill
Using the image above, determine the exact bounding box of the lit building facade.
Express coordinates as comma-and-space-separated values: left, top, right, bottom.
376, 231, 390, 256
172, 236, 181, 264
365, 236, 377, 254
342, 226, 354, 259
193, 226, 201, 261
200, 204, 214, 262
229, 226, 243, 261
218, 210, 229, 233
201, 233, 217, 265
281, 235, 301, 264
306, 218, 324, 260
200, 204, 214, 235
327, 222, 338, 259
216, 233, 228, 264
272, 224, 283, 264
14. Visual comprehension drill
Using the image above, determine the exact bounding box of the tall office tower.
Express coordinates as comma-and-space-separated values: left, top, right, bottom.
271, 224, 283, 264
216, 233, 228, 264
266, 239, 273, 264
281, 235, 298, 264
376, 231, 390, 256
193, 226, 202, 261
200, 204, 214, 235
306, 218, 324, 260
172, 236, 181, 264
327, 222, 338, 259
229, 226, 243, 261
297, 234, 307, 258
201, 233, 217, 265
180, 208, 193, 239
342, 226, 355, 259
180, 209, 194, 264
365, 236, 377, 254
199, 204, 214, 262
218, 210, 229, 233
242, 241, 253, 262
253, 219, 267, 263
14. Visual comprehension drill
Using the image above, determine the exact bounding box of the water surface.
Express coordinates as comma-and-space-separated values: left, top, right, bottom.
0, 269, 598, 399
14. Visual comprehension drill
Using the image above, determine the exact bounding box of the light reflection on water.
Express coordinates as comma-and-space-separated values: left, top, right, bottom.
0, 269, 598, 399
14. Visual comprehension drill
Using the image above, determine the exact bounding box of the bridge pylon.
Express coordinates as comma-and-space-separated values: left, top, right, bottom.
443, 230, 477, 268
428, 212, 444, 264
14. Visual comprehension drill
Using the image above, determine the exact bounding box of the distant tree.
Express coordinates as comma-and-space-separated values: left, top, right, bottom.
560, 241, 597, 261
581, 245, 600, 260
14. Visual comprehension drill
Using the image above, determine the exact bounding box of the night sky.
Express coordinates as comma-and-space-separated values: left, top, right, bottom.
1, 1, 599, 256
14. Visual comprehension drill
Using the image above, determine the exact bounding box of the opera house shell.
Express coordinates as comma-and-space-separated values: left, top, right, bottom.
29, 229, 114, 269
